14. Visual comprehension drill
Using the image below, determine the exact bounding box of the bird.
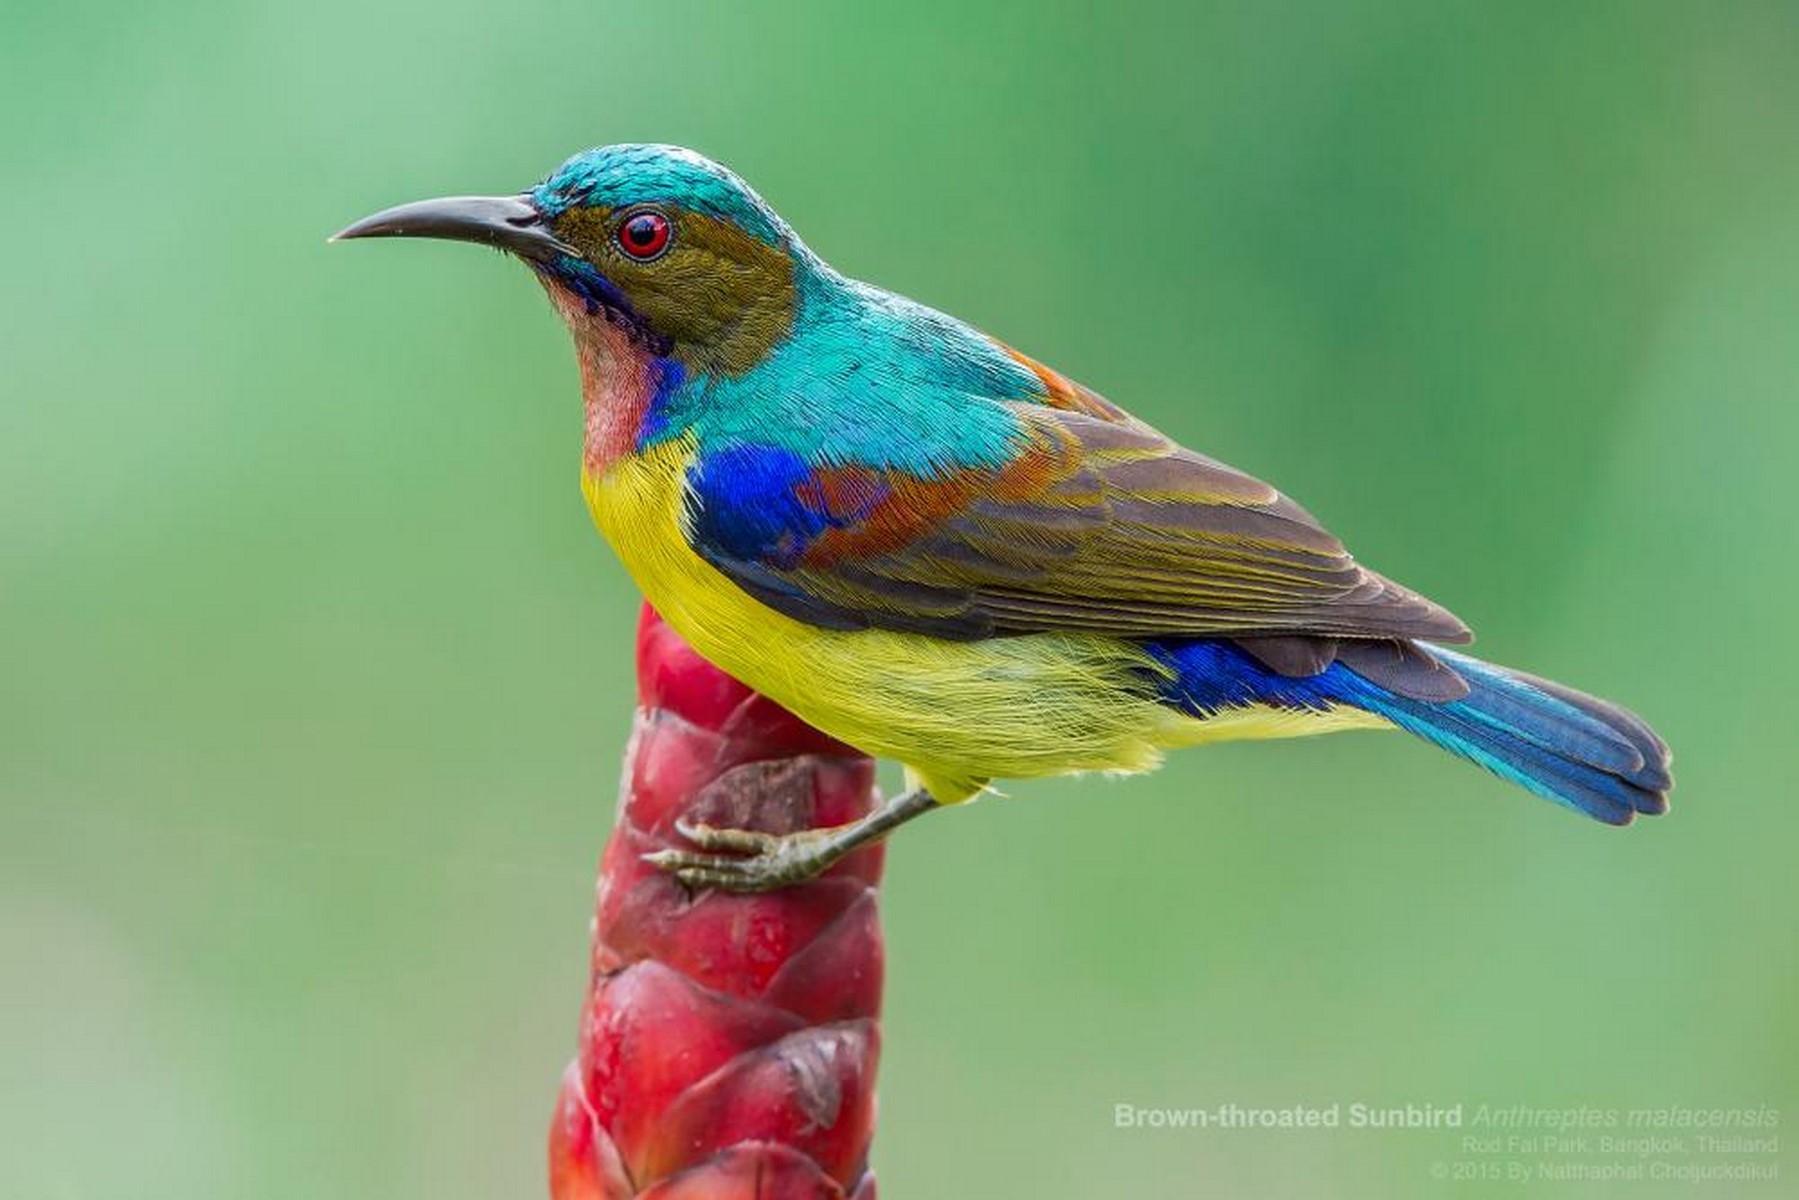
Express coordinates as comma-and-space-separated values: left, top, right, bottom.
335, 143, 1672, 891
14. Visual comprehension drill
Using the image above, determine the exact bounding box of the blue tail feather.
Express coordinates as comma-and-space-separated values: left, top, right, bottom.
1339, 653, 1670, 824
1148, 639, 1673, 824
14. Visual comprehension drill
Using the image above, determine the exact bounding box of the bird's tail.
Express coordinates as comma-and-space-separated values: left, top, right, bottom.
1343, 647, 1673, 825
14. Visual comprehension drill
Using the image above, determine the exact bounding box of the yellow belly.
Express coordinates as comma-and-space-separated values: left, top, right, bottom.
584, 439, 1387, 802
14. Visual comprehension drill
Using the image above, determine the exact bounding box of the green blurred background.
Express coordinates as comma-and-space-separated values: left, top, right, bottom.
4, 2, 1795, 1196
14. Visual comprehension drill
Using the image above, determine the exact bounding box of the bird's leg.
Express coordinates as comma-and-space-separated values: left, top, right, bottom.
644, 787, 939, 893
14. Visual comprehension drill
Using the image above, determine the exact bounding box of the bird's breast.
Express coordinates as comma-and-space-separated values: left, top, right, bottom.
583, 439, 797, 689
583, 440, 703, 599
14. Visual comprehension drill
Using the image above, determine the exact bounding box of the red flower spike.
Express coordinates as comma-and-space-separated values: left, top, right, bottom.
549, 604, 885, 1198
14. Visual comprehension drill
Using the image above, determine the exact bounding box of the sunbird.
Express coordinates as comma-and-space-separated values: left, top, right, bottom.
336, 144, 1672, 891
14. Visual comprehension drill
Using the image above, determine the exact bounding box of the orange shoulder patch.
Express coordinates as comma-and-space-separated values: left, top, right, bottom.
796, 415, 1088, 566
998, 343, 1130, 423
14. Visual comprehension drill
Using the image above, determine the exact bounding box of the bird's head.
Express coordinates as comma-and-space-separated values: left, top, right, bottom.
335, 144, 808, 375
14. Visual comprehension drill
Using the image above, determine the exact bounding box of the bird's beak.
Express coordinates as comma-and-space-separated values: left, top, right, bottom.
330, 194, 574, 262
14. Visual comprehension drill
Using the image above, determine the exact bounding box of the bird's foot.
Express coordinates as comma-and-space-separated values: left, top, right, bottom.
643, 787, 940, 894
644, 819, 850, 893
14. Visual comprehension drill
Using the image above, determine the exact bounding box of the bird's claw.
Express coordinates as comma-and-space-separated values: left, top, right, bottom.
643, 819, 840, 893
671, 818, 784, 854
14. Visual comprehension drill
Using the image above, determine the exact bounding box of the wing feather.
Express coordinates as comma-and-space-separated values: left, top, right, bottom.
682, 396, 1471, 651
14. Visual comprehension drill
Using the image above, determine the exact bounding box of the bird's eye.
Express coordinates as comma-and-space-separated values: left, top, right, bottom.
617, 210, 672, 261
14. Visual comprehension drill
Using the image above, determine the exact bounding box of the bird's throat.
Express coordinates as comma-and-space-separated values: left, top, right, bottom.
548, 282, 674, 476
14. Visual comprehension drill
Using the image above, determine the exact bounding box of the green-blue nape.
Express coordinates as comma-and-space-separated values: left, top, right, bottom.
639, 287, 1043, 472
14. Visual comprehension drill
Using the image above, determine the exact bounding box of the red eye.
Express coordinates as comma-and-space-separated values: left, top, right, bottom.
618, 210, 672, 260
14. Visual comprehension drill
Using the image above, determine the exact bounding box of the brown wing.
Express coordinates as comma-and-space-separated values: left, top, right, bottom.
685, 400, 1472, 654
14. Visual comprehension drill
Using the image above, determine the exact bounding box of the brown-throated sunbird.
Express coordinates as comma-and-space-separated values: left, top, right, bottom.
335, 144, 1672, 892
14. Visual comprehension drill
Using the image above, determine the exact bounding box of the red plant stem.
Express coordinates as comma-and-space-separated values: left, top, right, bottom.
548, 603, 884, 1199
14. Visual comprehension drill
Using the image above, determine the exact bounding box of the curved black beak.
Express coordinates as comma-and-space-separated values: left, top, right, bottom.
330, 194, 574, 263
